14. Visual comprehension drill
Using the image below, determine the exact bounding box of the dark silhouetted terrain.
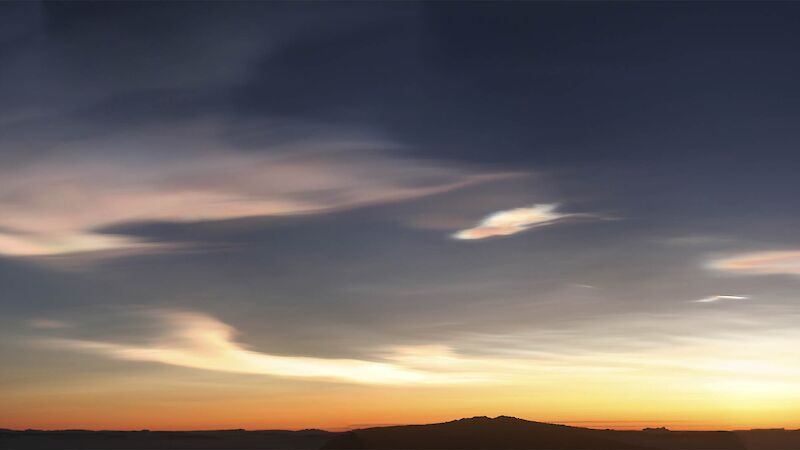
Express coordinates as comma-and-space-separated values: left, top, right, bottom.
0, 428, 334, 449
4, 416, 800, 449
323, 416, 643, 449
325, 417, 800, 450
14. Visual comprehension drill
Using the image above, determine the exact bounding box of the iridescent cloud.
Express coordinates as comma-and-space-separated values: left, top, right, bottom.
0, 123, 504, 257
452, 204, 573, 240
709, 250, 800, 276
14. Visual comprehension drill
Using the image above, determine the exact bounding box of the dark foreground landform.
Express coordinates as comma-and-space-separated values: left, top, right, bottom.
0, 428, 334, 449
4, 416, 800, 449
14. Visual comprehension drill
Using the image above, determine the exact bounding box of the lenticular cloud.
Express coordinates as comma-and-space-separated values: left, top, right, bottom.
453, 204, 571, 240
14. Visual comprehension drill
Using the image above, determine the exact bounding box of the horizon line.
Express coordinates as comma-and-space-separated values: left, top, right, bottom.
4, 415, 798, 434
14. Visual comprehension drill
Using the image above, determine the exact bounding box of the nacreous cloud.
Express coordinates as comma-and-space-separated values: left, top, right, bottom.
709, 250, 800, 276
0, 122, 504, 257
453, 204, 573, 240
46, 311, 489, 385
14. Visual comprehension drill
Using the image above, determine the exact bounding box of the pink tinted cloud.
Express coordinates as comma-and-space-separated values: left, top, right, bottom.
709, 250, 800, 276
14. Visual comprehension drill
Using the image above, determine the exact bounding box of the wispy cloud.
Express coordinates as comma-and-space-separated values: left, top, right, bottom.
44, 311, 490, 385
0, 121, 504, 257
28, 318, 72, 329
709, 250, 800, 276
694, 295, 749, 303
39, 309, 800, 399
452, 204, 577, 240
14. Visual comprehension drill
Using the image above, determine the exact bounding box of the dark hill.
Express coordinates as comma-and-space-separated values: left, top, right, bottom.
321, 416, 782, 449
322, 416, 645, 449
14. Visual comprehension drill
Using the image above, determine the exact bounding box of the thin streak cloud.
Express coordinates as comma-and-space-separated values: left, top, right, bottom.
452, 204, 575, 240
28, 318, 72, 329
694, 295, 749, 303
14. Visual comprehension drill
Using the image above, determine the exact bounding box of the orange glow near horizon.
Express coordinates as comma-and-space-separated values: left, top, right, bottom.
5, 406, 800, 432
4, 371, 800, 432
5, 310, 800, 432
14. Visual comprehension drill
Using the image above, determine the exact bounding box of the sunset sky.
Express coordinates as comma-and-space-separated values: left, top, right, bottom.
2, 1, 800, 431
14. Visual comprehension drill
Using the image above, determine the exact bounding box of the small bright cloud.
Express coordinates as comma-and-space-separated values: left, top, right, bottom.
694, 295, 749, 303
452, 204, 572, 240
709, 250, 800, 276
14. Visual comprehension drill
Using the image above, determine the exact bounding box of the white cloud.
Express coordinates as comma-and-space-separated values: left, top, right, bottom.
694, 295, 749, 303
46, 311, 490, 385
709, 250, 800, 276
0, 121, 504, 257
452, 204, 572, 240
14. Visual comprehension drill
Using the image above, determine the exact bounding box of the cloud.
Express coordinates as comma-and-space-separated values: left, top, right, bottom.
45, 311, 490, 385
694, 295, 749, 303
709, 250, 800, 276
0, 232, 163, 258
0, 121, 504, 257
28, 318, 72, 329
452, 204, 574, 240
658, 235, 733, 246
39, 308, 800, 398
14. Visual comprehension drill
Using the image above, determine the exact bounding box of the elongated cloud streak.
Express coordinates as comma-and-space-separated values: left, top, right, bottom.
43, 310, 800, 396
709, 250, 800, 276
47, 311, 489, 385
28, 318, 72, 329
0, 122, 503, 257
694, 295, 749, 303
453, 204, 573, 240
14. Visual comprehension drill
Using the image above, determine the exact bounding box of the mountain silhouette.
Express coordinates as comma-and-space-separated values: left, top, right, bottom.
322, 416, 750, 450
323, 416, 644, 449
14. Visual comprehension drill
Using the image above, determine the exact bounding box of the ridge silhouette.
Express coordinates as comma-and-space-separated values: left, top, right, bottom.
323, 416, 770, 450
324, 416, 642, 449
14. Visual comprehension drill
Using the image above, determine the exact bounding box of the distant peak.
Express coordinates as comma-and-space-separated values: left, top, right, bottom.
458, 415, 523, 421
452, 416, 552, 426
643, 426, 671, 432
452, 416, 490, 422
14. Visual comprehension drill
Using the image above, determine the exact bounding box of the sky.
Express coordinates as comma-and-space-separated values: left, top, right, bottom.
2, 1, 800, 431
